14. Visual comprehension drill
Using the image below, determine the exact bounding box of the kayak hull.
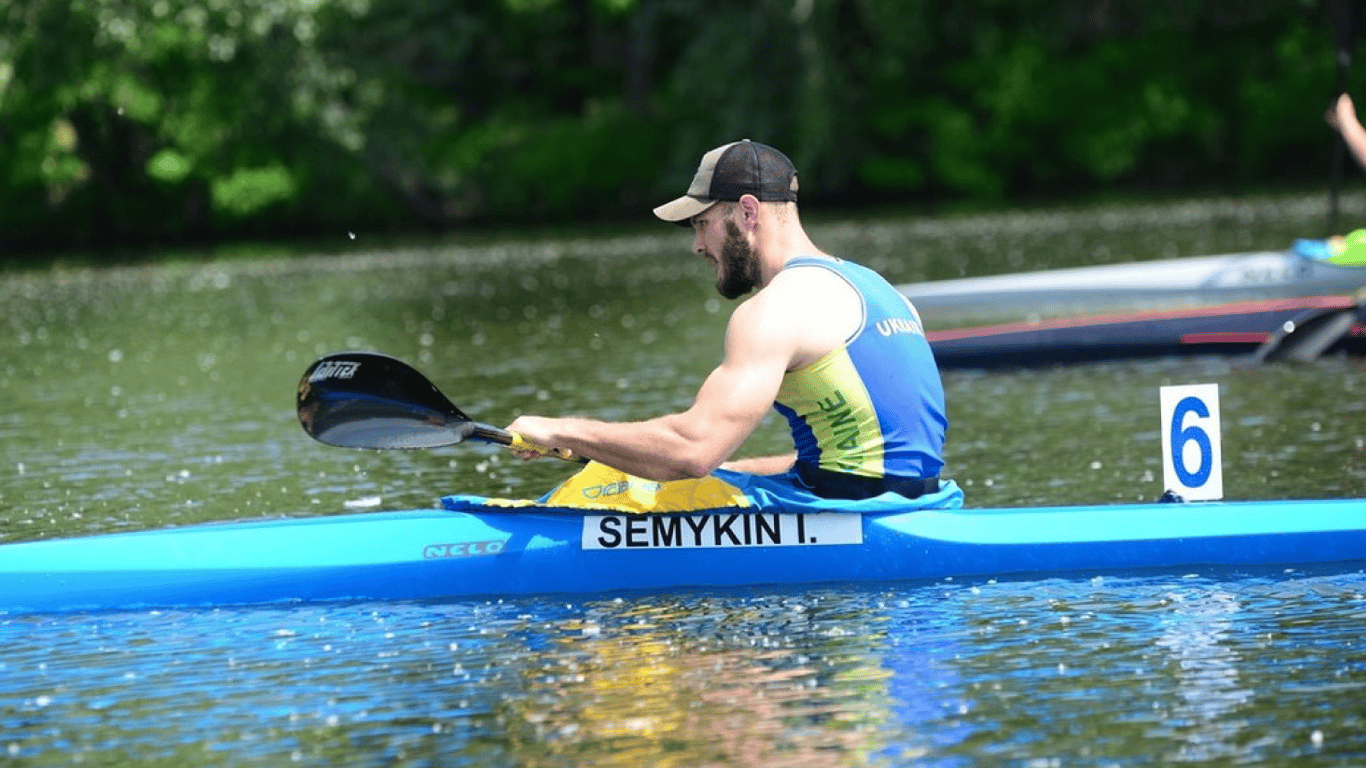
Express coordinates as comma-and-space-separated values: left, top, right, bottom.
1, 498, 1364, 613
928, 296, 1366, 368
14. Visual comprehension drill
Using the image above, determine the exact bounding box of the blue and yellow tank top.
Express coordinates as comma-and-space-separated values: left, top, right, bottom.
773, 257, 947, 479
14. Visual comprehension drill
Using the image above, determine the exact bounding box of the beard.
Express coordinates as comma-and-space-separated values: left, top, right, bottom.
716, 220, 760, 299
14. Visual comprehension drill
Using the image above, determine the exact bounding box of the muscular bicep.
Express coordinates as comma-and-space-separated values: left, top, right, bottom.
691, 350, 785, 436
669, 300, 797, 467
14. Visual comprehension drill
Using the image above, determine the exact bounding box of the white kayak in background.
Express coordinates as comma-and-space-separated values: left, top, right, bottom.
899, 240, 1366, 321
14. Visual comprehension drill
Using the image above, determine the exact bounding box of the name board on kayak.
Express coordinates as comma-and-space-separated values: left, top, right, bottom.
582, 512, 863, 550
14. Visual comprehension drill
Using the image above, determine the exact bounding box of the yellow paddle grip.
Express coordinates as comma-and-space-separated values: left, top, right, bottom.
508, 431, 580, 463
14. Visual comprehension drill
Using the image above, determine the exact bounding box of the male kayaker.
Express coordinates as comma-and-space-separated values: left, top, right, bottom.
507, 139, 949, 502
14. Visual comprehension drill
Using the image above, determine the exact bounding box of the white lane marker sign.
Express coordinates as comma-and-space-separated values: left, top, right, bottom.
1160, 384, 1223, 500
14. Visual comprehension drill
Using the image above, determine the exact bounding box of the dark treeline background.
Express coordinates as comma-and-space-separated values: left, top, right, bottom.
1, 0, 1357, 260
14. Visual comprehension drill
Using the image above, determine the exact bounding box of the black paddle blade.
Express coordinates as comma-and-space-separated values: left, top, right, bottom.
297, 352, 482, 449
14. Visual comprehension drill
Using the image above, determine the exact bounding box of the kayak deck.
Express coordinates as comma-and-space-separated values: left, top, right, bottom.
1, 498, 1363, 613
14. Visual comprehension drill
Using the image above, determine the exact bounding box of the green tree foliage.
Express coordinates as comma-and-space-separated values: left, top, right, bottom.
0, 0, 1348, 258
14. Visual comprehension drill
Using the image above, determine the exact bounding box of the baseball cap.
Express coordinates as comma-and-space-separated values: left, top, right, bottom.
653, 139, 799, 224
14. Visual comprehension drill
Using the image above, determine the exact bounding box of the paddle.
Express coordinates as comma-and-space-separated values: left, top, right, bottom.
1253, 298, 1364, 363
1328, 0, 1363, 233
297, 351, 584, 461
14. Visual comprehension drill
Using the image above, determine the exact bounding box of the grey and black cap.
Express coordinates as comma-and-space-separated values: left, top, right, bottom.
653, 139, 799, 224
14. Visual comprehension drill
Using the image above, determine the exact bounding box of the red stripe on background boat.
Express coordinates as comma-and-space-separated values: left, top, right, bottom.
927, 295, 1366, 368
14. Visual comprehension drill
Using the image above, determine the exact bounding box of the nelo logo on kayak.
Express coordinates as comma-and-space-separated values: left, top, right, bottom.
423, 539, 505, 559
582, 512, 863, 550
309, 360, 362, 382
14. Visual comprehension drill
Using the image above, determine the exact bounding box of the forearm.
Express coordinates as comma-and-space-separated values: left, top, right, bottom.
1342, 122, 1366, 170
509, 414, 735, 482
510, 311, 791, 481
1334, 97, 1366, 169
719, 453, 796, 475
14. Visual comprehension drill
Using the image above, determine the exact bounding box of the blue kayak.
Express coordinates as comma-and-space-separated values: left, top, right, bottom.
1, 497, 1363, 613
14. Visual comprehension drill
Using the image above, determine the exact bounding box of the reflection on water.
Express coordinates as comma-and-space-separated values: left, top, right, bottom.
2, 572, 1364, 766
1154, 587, 1250, 763
498, 596, 898, 766
2, 193, 1366, 764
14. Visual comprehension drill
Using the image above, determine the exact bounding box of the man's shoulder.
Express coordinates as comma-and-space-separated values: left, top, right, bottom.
786, 257, 870, 299
771, 256, 853, 288
754, 263, 842, 310
743, 257, 863, 341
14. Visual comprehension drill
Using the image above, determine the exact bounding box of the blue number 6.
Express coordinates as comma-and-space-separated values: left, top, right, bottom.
1170, 396, 1212, 487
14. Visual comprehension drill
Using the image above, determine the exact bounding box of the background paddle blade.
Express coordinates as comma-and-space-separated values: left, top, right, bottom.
297, 352, 477, 449
1255, 304, 1362, 364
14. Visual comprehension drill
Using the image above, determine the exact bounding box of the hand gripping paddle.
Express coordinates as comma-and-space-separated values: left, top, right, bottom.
297, 351, 582, 462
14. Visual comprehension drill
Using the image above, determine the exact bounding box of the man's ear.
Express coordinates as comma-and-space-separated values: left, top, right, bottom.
737, 194, 761, 230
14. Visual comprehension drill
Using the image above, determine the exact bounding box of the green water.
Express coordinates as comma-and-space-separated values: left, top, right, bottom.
3, 193, 1366, 767
3, 192, 1364, 544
